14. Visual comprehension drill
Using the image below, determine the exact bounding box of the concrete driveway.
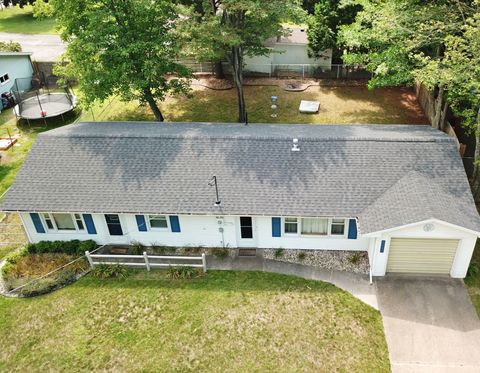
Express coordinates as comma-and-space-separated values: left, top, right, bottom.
376, 276, 480, 373
0, 33, 65, 61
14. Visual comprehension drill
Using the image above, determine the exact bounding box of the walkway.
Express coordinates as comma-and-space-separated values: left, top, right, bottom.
208, 256, 378, 309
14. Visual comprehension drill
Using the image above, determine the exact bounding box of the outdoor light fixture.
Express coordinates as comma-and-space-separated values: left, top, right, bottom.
271, 95, 278, 118
208, 175, 221, 206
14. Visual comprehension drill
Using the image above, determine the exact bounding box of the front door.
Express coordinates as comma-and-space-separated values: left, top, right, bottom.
105, 214, 124, 236
238, 216, 256, 247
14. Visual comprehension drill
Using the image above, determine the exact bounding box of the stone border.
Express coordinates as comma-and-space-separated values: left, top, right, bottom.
263, 249, 369, 274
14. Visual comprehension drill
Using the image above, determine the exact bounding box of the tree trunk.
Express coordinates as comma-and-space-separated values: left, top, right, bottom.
214, 61, 225, 79
143, 88, 164, 122
472, 108, 480, 202
231, 46, 246, 123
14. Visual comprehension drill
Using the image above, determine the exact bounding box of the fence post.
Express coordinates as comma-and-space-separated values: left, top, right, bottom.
85, 251, 94, 268
302, 65, 305, 80
143, 251, 151, 271
201, 253, 207, 273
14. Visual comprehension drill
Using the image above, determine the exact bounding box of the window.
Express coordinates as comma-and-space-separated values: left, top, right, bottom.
148, 215, 168, 229
42, 213, 54, 230
331, 219, 345, 235
240, 217, 253, 239
284, 217, 298, 234
301, 218, 328, 235
74, 214, 85, 230
52, 213, 76, 230
0, 73, 9, 85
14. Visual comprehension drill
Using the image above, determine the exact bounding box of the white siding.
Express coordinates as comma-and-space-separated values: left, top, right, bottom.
21, 213, 366, 251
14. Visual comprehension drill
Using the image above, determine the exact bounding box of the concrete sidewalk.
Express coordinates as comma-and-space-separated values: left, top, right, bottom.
207, 255, 379, 309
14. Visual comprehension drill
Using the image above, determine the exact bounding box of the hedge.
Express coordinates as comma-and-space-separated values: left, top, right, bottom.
26, 239, 97, 257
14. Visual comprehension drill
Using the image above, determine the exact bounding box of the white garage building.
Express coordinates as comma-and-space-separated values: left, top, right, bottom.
2, 122, 479, 278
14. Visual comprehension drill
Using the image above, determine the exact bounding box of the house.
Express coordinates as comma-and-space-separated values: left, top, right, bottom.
242, 26, 332, 76
0, 52, 34, 111
2, 122, 479, 278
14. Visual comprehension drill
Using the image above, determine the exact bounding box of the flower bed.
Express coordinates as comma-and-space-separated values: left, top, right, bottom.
1, 240, 96, 297
263, 249, 370, 274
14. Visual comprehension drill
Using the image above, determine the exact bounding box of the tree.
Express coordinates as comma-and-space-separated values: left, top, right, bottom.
440, 6, 480, 199
339, 0, 476, 130
0, 41, 22, 52
176, 0, 226, 78
181, 0, 303, 122
306, 0, 361, 62
53, 0, 191, 122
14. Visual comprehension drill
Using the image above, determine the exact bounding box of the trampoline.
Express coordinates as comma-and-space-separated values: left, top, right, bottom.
10, 74, 77, 124
14, 92, 77, 120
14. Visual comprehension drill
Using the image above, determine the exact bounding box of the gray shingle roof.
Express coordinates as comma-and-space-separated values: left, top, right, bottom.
3, 121, 480, 234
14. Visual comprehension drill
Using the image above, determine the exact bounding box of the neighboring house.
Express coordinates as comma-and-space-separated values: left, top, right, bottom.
2, 122, 480, 278
242, 27, 332, 76
0, 52, 34, 111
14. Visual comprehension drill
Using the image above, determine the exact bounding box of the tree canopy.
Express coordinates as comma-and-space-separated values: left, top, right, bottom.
306, 0, 361, 62
53, 0, 191, 121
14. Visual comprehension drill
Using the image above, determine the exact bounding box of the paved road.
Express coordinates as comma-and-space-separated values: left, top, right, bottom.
0, 32, 65, 61
376, 276, 480, 373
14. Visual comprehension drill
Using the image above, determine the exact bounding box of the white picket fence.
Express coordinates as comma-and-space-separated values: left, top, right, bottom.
85, 251, 207, 272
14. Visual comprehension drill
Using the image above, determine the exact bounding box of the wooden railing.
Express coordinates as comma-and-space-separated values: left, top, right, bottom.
85, 251, 207, 272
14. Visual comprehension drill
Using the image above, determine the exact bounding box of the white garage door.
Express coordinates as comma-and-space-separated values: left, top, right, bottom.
387, 238, 459, 274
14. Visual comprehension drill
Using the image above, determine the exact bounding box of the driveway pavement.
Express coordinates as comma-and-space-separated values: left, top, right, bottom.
0, 33, 65, 61
376, 276, 480, 373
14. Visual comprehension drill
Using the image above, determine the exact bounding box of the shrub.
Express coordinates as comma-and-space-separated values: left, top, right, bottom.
297, 252, 306, 261
211, 247, 228, 259
18, 270, 77, 297
130, 241, 145, 255
274, 248, 285, 258
2, 247, 28, 277
184, 247, 203, 255
467, 262, 480, 279
166, 266, 203, 280
348, 252, 362, 265
26, 240, 97, 257
91, 264, 130, 279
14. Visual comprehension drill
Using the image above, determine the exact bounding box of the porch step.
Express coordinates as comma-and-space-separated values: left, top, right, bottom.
238, 248, 257, 257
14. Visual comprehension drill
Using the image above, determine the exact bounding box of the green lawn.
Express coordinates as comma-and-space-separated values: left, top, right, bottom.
0, 6, 57, 34
0, 270, 390, 372
79, 85, 428, 124
466, 241, 480, 317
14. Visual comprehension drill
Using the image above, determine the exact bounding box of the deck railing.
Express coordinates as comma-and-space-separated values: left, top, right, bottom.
85, 251, 207, 272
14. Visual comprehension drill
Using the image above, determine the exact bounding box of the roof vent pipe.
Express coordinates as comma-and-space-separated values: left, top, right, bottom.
291, 138, 300, 152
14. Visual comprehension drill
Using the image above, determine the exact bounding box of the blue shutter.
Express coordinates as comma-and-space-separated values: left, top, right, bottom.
169, 216, 181, 232
82, 214, 97, 234
135, 215, 148, 232
380, 240, 386, 253
348, 219, 357, 239
30, 213, 45, 233
272, 217, 281, 237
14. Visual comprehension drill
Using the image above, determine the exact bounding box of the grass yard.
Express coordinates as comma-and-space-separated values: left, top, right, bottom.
79, 85, 428, 124
466, 241, 480, 317
0, 270, 390, 372
0, 6, 57, 34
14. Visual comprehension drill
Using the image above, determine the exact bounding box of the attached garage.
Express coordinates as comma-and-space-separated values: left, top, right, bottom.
387, 238, 459, 274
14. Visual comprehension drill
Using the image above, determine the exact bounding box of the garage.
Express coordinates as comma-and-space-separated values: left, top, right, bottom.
387, 238, 459, 274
